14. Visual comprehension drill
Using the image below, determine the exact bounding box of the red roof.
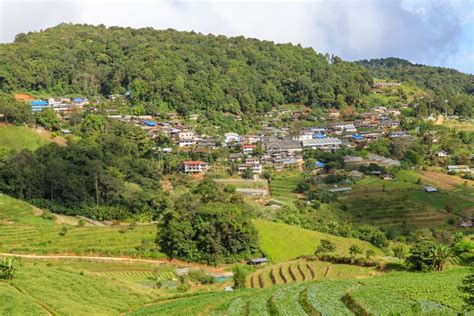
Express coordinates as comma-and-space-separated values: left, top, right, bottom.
183, 160, 207, 165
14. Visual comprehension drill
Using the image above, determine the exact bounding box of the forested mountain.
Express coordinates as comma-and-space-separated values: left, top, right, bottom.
0, 24, 373, 114
357, 58, 473, 116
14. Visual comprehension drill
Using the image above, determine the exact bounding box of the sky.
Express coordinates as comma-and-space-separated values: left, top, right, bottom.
0, 0, 473, 74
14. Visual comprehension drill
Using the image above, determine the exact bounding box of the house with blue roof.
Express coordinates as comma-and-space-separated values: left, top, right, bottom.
31, 100, 49, 112
351, 133, 364, 140
142, 120, 157, 127
315, 160, 325, 168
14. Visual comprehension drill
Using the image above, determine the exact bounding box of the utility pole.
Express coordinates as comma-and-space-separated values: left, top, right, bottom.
444, 99, 448, 118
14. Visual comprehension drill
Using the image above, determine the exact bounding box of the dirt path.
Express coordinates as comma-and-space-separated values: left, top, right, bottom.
0, 253, 228, 274
435, 115, 444, 125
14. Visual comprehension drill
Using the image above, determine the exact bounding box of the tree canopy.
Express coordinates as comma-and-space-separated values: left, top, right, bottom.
0, 24, 373, 114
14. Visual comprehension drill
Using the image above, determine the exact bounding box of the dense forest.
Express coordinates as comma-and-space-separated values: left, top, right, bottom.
0, 24, 374, 114
357, 58, 474, 116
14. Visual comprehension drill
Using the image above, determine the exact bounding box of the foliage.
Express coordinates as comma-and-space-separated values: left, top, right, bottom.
0, 120, 167, 220
349, 244, 362, 256
459, 270, 474, 310
315, 239, 336, 256
406, 239, 452, 272
157, 180, 260, 264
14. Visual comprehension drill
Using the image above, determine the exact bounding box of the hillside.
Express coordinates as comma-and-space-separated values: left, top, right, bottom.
254, 219, 382, 262
0, 124, 66, 152
0, 24, 373, 114
357, 57, 474, 116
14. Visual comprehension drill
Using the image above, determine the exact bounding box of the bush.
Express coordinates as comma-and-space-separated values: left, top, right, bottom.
188, 270, 215, 285
315, 239, 336, 256
0, 257, 20, 280
232, 265, 248, 289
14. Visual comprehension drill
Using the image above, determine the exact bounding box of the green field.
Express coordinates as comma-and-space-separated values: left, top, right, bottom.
270, 173, 304, 203
129, 267, 469, 315
0, 125, 49, 152
254, 219, 382, 262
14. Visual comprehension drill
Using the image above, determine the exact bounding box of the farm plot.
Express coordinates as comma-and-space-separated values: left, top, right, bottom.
269, 173, 304, 203
127, 266, 471, 315
247, 259, 377, 288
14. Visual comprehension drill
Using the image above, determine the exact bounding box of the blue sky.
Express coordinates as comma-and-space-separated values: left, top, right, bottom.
1, 0, 473, 74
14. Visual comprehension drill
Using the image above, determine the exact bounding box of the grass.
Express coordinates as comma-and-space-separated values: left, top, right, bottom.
0, 124, 49, 152
254, 219, 382, 263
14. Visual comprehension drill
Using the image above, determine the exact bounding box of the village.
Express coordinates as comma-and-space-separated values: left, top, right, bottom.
25, 91, 472, 193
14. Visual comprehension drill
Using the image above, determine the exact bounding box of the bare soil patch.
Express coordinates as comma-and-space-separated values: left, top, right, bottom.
420, 171, 473, 190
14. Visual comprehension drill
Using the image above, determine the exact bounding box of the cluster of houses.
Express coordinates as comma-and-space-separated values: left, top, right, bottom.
31, 98, 89, 112
102, 105, 411, 176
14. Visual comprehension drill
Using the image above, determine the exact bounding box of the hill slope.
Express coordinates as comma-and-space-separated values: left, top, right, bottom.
0, 124, 47, 152
0, 24, 372, 113
254, 219, 381, 262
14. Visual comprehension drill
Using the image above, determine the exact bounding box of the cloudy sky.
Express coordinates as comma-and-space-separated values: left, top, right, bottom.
1, 0, 473, 73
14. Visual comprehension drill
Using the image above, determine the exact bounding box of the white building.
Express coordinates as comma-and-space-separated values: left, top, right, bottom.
183, 161, 209, 173
302, 138, 342, 151
178, 131, 195, 140
437, 150, 448, 158
224, 132, 241, 145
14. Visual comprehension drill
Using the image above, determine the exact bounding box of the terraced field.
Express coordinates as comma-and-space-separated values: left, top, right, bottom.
0, 194, 162, 257
129, 268, 469, 315
0, 261, 159, 315
246, 259, 377, 289
338, 190, 452, 228
345, 174, 473, 229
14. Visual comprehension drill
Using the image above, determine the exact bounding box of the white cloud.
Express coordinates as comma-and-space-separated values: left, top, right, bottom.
0, 0, 472, 72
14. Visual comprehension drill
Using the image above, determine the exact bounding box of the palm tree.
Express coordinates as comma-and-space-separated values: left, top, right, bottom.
429, 245, 452, 272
